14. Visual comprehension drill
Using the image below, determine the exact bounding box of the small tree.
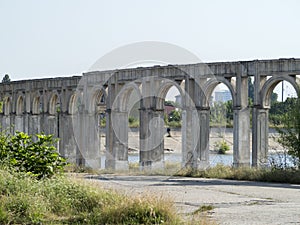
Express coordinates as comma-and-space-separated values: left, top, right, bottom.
276, 96, 300, 168
2, 74, 11, 83
0, 131, 67, 179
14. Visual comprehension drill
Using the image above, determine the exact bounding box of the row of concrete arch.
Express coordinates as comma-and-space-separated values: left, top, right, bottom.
0, 59, 300, 169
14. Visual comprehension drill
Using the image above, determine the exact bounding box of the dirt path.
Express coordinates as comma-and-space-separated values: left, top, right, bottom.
84, 175, 300, 225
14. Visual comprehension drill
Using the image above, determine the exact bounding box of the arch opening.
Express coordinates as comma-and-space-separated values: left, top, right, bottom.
93, 89, 106, 148
32, 96, 43, 115
48, 93, 61, 142
209, 83, 234, 166
49, 94, 60, 116
16, 96, 24, 116
110, 82, 142, 169
3, 97, 11, 116
156, 80, 184, 170
267, 80, 298, 167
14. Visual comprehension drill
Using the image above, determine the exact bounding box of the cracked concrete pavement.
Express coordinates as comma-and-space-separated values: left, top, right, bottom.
83, 175, 300, 224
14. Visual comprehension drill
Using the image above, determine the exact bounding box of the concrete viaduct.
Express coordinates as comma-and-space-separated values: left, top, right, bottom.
0, 58, 299, 170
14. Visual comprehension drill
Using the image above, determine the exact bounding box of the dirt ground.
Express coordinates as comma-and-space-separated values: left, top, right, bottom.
124, 128, 283, 155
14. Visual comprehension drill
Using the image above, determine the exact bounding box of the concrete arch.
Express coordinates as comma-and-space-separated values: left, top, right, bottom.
32, 95, 42, 115
156, 79, 185, 109
16, 95, 25, 116
114, 82, 142, 112
68, 93, 80, 115
202, 77, 236, 107
31, 90, 43, 115
49, 92, 61, 115
261, 75, 300, 108
88, 87, 107, 114
3, 96, 11, 116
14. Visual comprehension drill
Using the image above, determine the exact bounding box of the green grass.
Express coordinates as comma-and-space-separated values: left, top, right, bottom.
176, 164, 300, 184
192, 205, 215, 215
0, 167, 185, 224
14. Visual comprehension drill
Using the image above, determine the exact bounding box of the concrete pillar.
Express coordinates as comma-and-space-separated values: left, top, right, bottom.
233, 73, 250, 167
252, 107, 269, 167
182, 108, 199, 168
182, 107, 209, 169
84, 113, 101, 169
14, 115, 23, 132
59, 113, 78, 164
182, 77, 209, 169
233, 107, 250, 166
43, 113, 60, 151
3, 115, 11, 132
23, 113, 29, 134
139, 107, 165, 169
76, 106, 85, 166
105, 109, 129, 170
10, 114, 16, 134
74, 105, 102, 169
28, 114, 41, 137
198, 108, 210, 168
252, 65, 269, 167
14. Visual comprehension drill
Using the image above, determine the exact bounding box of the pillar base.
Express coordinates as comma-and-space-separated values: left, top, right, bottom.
85, 159, 101, 169
182, 160, 209, 170
105, 159, 129, 171
139, 160, 165, 171
196, 160, 210, 170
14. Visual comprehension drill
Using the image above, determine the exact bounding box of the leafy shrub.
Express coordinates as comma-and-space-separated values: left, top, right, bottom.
214, 140, 230, 154
275, 97, 300, 169
129, 116, 140, 127
0, 131, 67, 179
168, 120, 182, 128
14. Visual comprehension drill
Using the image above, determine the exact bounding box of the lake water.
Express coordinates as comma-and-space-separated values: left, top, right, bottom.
100, 152, 296, 168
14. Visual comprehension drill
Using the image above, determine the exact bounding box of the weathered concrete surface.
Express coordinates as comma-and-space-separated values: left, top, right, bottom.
85, 175, 300, 225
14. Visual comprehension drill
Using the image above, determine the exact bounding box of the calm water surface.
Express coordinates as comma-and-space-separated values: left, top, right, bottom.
100, 152, 295, 169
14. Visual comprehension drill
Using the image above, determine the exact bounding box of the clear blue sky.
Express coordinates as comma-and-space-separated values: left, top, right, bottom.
1, 0, 300, 81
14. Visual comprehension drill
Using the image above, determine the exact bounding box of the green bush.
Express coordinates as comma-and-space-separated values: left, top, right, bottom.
129, 116, 140, 127
0, 131, 67, 179
214, 140, 230, 154
168, 120, 182, 128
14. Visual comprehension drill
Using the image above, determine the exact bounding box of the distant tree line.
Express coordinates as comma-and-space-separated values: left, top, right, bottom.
1, 74, 10, 83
